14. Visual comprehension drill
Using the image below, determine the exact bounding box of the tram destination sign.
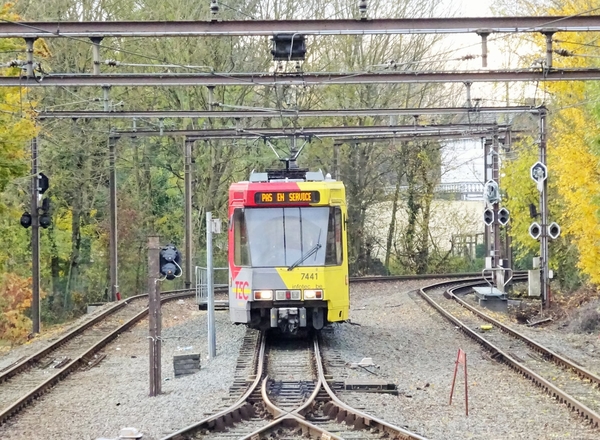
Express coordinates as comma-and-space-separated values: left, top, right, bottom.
254, 191, 320, 204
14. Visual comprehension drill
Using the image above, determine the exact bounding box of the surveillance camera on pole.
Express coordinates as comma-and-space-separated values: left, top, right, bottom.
548, 222, 561, 240
529, 222, 541, 240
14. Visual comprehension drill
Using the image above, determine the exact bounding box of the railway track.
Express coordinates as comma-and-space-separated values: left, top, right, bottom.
5, 272, 586, 437
0, 274, 467, 430
418, 278, 600, 428
162, 331, 428, 440
0, 288, 195, 425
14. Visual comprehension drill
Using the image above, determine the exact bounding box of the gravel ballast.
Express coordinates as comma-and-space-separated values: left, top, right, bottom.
1, 282, 599, 439
1, 299, 246, 440
322, 281, 599, 440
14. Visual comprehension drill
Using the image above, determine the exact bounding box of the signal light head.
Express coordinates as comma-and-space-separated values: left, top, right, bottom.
483, 208, 494, 226
159, 244, 181, 280
20, 212, 32, 228
529, 222, 541, 240
498, 207, 510, 226
548, 222, 561, 240
39, 213, 51, 229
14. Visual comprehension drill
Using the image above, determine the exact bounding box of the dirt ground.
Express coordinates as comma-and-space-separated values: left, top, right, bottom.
509, 283, 600, 333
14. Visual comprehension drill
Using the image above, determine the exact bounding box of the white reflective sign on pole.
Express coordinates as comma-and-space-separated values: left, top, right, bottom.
211, 218, 222, 234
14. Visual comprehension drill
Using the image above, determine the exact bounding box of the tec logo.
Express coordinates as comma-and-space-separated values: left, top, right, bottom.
234, 281, 250, 300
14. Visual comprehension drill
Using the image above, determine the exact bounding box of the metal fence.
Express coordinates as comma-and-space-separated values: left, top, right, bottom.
385, 181, 484, 200
195, 266, 228, 306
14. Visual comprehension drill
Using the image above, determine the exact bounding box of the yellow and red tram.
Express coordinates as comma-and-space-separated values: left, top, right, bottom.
228, 168, 349, 333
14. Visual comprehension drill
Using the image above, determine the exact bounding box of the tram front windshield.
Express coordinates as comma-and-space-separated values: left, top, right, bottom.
246, 207, 328, 267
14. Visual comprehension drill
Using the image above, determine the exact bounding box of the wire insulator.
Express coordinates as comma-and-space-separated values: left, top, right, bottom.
358, 0, 367, 17
554, 48, 574, 57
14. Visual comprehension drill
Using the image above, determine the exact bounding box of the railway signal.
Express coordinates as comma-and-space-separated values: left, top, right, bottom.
37, 172, 49, 194
271, 34, 306, 61
20, 212, 32, 228
530, 161, 547, 192
483, 180, 500, 205
548, 222, 561, 240
483, 208, 494, 226
498, 207, 510, 225
159, 244, 182, 280
529, 222, 541, 240
39, 197, 51, 229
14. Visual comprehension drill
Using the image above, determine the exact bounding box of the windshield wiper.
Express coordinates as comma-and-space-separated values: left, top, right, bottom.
288, 243, 322, 271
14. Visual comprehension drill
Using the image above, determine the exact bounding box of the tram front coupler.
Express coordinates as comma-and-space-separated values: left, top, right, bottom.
270, 307, 307, 333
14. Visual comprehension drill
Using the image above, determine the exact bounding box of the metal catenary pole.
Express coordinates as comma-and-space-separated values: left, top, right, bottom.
492, 133, 501, 269
184, 139, 193, 289
483, 138, 490, 258
147, 236, 161, 396
539, 110, 550, 306
206, 212, 216, 359
108, 136, 118, 301
30, 136, 40, 334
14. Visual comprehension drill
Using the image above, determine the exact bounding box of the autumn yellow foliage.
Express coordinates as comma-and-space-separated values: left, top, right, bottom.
549, 105, 600, 284
0, 273, 45, 344
503, 1, 600, 286
543, 4, 600, 285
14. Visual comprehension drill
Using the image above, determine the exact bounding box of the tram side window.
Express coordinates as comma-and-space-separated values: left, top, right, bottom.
325, 207, 343, 265
233, 209, 250, 266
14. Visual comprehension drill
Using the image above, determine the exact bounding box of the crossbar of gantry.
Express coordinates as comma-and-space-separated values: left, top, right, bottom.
1, 16, 600, 38
110, 123, 510, 139
36, 106, 542, 120
7, 69, 600, 87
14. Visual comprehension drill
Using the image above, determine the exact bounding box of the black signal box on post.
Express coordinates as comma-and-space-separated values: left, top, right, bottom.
271, 34, 306, 61
160, 244, 181, 280
38, 173, 49, 194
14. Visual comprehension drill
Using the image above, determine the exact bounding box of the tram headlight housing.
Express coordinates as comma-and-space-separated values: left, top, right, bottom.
275, 290, 301, 300
254, 290, 273, 300
303, 289, 323, 300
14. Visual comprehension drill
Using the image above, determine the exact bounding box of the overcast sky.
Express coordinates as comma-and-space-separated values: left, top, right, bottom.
459, 0, 492, 16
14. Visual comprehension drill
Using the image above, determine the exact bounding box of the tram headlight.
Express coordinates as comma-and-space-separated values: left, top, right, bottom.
254, 290, 273, 300
303, 289, 323, 300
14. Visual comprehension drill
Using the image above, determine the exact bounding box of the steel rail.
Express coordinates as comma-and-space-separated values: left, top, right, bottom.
36, 105, 542, 120
0, 273, 505, 384
417, 279, 600, 428
0, 288, 194, 384
6, 68, 600, 87
238, 334, 429, 440
0, 300, 126, 384
160, 332, 266, 439
1, 16, 599, 38
0, 290, 195, 426
312, 336, 429, 439
239, 413, 345, 440
447, 285, 600, 388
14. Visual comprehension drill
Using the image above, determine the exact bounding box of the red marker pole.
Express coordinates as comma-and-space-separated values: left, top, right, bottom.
449, 349, 468, 416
